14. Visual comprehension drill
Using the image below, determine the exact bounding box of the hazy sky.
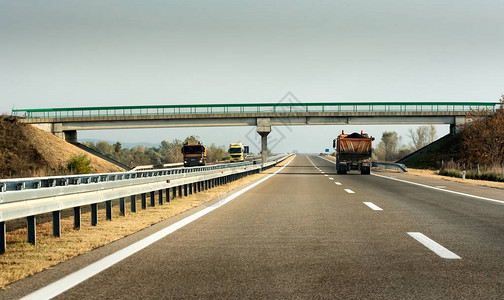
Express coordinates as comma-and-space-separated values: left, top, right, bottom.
1, 1, 503, 152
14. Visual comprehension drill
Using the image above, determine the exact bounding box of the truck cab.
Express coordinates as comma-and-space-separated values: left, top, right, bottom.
228, 143, 248, 162
181, 142, 207, 167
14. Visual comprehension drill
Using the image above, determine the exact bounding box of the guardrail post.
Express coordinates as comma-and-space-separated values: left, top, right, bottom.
120, 197, 125, 216
150, 191, 155, 206
74, 207, 81, 229
172, 187, 176, 199
106, 201, 112, 220
131, 195, 136, 212
189, 183, 193, 195
52, 211, 61, 237
166, 188, 170, 202
158, 190, 163, 205
141, 193, 147, 209
27, 216, 36, 245
91, 204, 98, 226
204, 180, 208, 190
198, 182, 201, 192
184, 184, 188, 196
1, 222, 6, 254
178, 185, 182, 197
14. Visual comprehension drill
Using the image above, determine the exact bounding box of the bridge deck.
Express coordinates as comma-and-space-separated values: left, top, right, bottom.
12, 102, 499, 120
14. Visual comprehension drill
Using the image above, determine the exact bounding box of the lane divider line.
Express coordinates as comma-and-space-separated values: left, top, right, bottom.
317, 155, 504, 205
363, 202, 383, 211
344, 189, 355, 194
407, 232, 461, 259
329, 177, 334, 180
335, 182, 342, 185
21, 156, 297, 300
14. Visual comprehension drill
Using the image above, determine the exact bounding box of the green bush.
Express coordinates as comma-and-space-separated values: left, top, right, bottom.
67, 154, 91, 174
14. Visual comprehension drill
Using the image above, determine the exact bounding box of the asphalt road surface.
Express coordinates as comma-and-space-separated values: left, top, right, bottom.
5, 155, 504, 299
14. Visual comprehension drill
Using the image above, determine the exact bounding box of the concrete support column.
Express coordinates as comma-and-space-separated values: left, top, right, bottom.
257, 118, 271, 164
450, 116, 468, 134
64, 130, 78, 143
52, 123, 64, 140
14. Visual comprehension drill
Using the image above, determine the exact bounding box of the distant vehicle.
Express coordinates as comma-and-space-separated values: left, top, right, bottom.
181, 142, 207, 167
228, 143, 249, 162
333, 130, 374, 175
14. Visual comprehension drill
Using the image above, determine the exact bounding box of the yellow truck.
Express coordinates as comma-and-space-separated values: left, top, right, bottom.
228, 143, 248, 162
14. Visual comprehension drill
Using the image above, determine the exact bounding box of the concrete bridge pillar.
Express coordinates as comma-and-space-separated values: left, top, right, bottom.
450, 116, 467, 134
256, 118, 271, 164
30, 123, 77, 143
63, 130, 77, 143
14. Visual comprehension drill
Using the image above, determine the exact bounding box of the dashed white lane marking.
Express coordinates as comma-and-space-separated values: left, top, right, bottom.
21, 157, 297, 300
316, 155, 504, 205
407, 232, 461, 259
324, 174, 328, 176
329, 177, 334, 180
344, 189, 355, 194
335, 182, 342, 185
363, 202, 383, 211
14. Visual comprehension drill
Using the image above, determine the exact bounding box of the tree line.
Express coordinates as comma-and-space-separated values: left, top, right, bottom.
372, 125, 438, 161
83, 135, 228, 168
461, 96, 504, 166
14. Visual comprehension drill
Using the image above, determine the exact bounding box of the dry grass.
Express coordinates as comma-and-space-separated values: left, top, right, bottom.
21, 125, 124, 174
0, 158, 292, 289
405, 168, 504, 190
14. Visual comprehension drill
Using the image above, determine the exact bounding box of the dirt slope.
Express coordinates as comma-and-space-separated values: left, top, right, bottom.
0, 118, 124, 178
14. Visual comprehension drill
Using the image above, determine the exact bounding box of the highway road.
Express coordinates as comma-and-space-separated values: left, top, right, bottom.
5, 155, 504, 299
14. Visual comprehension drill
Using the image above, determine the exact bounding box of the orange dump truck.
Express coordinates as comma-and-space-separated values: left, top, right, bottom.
333, 131, 374, 175
181, 142, 207, 167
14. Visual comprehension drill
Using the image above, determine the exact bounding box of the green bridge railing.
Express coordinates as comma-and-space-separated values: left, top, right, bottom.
12, 102, 500, 119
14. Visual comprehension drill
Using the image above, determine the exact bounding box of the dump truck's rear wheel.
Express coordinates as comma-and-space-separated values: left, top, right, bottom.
337, 160, 347, 174
360, 166, 370, 175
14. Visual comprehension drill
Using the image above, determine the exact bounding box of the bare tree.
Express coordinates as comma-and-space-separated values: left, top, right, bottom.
374, 131, 401, 161
408, 125, 437, 150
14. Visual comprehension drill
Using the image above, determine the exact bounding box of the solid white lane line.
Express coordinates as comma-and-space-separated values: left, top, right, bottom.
363, 202, 383, 211
22, 156, 297, 300
329, 177, 334, 180
317, 156, 504, 205
407, 232, 461, 259
335, 182, 342, 185
372, 173, 504, 205
344, 189, 355, 194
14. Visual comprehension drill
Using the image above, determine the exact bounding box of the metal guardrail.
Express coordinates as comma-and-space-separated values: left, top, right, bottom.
131, 162, 184, 171
11, 102, 500, 119
0, 154, 291, 253
372, 162, 408, 172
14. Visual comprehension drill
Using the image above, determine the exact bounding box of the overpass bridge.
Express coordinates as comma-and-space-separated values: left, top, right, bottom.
12, 102, 499, 162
